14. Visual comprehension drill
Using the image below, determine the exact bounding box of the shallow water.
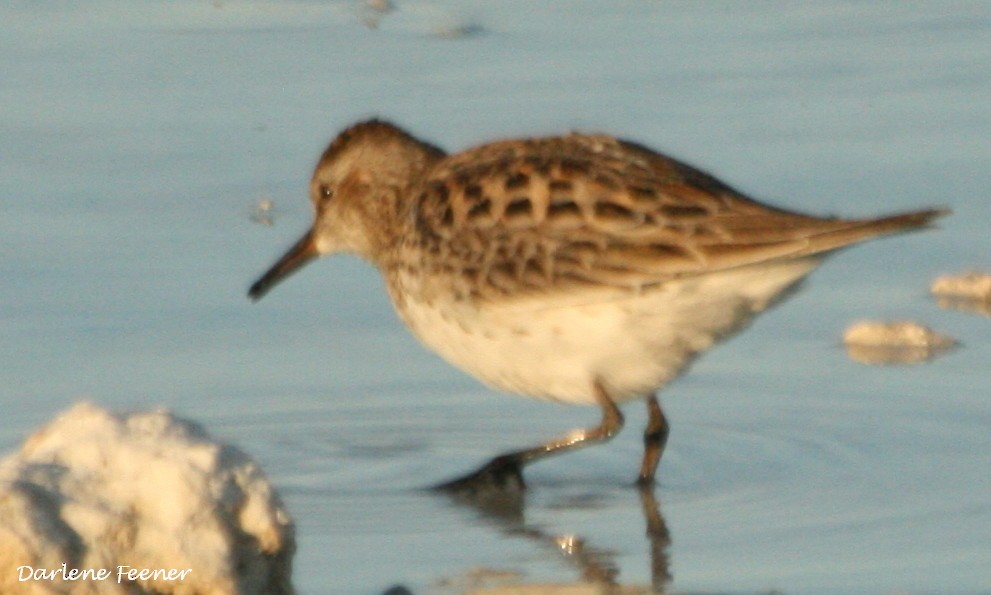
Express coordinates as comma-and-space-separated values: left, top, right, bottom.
2, 1, 989, 593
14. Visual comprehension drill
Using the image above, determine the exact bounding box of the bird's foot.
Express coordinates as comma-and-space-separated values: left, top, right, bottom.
432, 454, 526, 518
434, 454, 525, 494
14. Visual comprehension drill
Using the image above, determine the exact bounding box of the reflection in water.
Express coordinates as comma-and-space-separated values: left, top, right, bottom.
437, 475, 672, 593
935, 295, 991, 317
844, 342, 957, 365
638, 489, 673, 590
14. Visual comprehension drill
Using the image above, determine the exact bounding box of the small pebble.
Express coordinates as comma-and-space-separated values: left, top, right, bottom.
931, 271, 991, 316
843, 320, 956, 365
931, 271, 991, 301
359, 0, 394, 29
251, 198, 276, 226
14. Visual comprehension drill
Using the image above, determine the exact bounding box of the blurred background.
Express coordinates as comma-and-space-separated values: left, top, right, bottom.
2, 2, 989, 593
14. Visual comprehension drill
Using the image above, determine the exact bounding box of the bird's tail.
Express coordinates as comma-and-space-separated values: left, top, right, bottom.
803, 207, 951, 256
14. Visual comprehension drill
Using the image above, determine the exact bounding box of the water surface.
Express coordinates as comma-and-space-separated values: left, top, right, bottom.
2, 2, 989, 593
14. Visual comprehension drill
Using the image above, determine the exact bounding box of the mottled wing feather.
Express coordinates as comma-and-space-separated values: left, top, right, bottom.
412, 134, 936, 299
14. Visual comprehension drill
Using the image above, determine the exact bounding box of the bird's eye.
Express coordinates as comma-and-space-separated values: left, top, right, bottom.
318, 184, 334, 203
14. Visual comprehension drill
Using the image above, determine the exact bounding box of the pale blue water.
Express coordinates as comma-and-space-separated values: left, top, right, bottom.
2, 2, 989, 593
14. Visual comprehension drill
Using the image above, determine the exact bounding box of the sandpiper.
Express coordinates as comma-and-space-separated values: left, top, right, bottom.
249, 120, 946, 489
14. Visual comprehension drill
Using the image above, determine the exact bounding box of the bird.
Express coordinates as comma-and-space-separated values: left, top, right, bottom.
248, 119, 946, 490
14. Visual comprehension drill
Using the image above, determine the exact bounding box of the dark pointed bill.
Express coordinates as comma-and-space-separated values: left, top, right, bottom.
248, 230, 318, 301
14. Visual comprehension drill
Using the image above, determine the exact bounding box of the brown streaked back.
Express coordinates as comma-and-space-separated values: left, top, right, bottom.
408, 132, 948, 297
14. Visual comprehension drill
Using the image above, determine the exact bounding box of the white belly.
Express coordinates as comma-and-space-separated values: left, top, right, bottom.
392, 259, 819, 405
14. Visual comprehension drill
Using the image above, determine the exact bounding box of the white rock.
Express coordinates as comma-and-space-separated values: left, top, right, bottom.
843, 320, 955, 348
931, 271, 991, 316
931, 271, 991, 301
0, 402, 294, 595
842, 320, 956, 365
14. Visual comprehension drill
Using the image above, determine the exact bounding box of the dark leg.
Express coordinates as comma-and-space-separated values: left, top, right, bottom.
436, 380, 625, 493
637, 393, 669, 486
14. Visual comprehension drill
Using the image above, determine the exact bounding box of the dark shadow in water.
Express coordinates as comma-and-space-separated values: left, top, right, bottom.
434, 470, 672, 593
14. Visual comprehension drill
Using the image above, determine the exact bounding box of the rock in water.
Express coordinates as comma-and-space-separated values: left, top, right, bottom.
0, 402, 295, 595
